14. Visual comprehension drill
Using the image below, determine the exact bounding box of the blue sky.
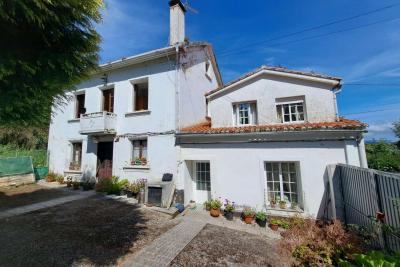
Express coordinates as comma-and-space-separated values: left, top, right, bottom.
96, 0, 400, 141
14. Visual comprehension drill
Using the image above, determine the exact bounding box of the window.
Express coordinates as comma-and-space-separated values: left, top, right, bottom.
103, 88, 114, 113
195, 162, 211, 191
233, 102, 257, 125
276, 101, 305, 123
266, 162, 299, 205
134, 82, 148, 111
75, 93, 85, 119
131, 139, 147, 165
70, 142, 82, 170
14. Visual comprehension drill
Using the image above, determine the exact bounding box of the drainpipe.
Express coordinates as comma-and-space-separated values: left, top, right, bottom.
174, 44, 180, 132
332, 85, 342, 120
357, 135, 368, 168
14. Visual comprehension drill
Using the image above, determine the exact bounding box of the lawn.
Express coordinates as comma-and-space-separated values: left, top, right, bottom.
0, 183, 71, 211
169, 224, 287, 267
0, 196, 178, 266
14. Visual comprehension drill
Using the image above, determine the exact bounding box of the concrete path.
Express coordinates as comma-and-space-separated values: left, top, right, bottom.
122, 218, 206, 267
0, 190, 95, 220
122, 208, 281, 267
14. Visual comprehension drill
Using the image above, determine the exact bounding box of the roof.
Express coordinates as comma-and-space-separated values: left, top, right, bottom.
179, 118, 366, 135
96, 42, 223, 86
205, 65, 342, 98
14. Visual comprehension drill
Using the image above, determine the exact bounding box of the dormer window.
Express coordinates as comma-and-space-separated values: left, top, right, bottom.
276, 100, 305, 123
233, 102, 257, 126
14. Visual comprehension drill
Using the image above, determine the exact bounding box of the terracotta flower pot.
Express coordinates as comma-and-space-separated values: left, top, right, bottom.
279, 203, 287, 209
210, 208, 220, 217
243, 215, 254, 224
270, 223, 279, 231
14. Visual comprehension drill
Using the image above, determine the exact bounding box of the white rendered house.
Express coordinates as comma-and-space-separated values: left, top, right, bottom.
48, 0, 367, 218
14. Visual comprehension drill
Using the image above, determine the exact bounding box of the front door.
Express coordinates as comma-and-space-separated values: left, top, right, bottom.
97, 141, 113, 179
193, 161, 211, 203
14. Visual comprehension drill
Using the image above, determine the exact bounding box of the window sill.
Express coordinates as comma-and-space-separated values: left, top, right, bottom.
68, 119, 80, 123
125, 110, 151, 117
123, 165, 150, 170
64, 170, 82, 174
267, 206, 304, 213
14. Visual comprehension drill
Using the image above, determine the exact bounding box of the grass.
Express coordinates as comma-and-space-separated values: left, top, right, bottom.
0, 145, 47, 167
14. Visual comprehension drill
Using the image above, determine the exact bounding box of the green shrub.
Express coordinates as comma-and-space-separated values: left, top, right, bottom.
366, 142, 400, 172
95, 176, 129, 195
210, 198, 222, 209
339, 251, 400, 266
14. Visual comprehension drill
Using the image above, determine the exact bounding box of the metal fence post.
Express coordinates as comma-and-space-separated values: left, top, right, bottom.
339, 165, 347, 225
374, 172, 387, 250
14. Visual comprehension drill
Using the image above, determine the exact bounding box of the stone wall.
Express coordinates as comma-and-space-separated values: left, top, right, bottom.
0, 173, 35, 187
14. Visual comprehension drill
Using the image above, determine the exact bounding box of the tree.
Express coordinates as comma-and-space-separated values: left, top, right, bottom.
0, 0, 103, 126
366, 142, 400, 172
394, 120, 400, 139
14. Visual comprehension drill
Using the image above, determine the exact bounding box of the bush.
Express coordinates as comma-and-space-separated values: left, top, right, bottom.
55, 174, 64, 184
339, 251, 400, 266
95, 176, 129, 195
280, 219, 364, 266
45, 172, 57, 182
366, 142, 400, 172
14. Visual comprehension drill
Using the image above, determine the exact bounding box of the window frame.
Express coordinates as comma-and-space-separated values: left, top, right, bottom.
276, 100, 305, 124
233, 101, 257, 126
102, 88, 115, 113
265, 161, 300, 207
74, 93, 86, 119
131, 138, 148, 166
70, 142, 83, 170
194, 161, 211, 191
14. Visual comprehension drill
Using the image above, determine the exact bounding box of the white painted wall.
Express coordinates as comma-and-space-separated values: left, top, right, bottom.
179, 140, 362, 218
208, 74, 337, 127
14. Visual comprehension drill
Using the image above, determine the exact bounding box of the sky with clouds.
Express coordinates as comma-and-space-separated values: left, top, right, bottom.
96, 0, 400, 141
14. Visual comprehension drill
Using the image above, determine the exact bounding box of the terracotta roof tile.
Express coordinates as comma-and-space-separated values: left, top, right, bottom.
180, 118, 366, 135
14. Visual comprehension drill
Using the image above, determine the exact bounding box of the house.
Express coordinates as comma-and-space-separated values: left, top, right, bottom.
48, 0, 367, 218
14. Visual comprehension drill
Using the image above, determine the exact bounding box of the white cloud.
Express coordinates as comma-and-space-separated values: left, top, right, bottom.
365, 121, 396, 141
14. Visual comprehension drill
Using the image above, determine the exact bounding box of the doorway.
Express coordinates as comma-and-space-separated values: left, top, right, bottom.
96, 141, 113, 179
192, 161, 211, 203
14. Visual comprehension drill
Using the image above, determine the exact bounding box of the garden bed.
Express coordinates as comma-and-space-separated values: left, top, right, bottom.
169, 224, 287, 267
0, 196, 178, 266
0, 183, 71, 211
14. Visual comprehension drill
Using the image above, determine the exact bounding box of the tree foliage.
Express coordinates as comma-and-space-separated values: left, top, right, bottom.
366, 141, 400, 172
394, 120, 400, 139
0, 0, 103, 126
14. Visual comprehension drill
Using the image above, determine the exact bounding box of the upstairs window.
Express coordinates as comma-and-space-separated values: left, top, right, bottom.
276, 101, 305, 123
75, 93, 86, 119
134, 82, 148, 111
70, 142, 82, 170
131, 139, 148, 166
103, 88, 114, 113
233, 102, 257, 126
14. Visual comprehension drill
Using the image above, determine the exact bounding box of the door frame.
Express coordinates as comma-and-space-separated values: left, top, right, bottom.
192, 160, 211, 203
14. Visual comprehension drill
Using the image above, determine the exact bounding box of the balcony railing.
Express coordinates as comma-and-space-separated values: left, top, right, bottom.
79, 112, 117, 135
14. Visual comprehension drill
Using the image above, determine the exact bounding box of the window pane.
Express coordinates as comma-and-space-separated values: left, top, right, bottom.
282, 172, 289, 182
284, 115, 290, 122
196, 162, 210, 191
291, 114, 297, 121
283, 183, 290, 192
297, 105, 303, 113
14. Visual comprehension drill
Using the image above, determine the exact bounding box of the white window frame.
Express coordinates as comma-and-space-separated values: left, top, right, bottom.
276, 100, 305, 123
194, 161, 211, 191
265, 161, 300, 207
70, 141, 83, 170
131, 138, 148, 166
233, 102, 257, 126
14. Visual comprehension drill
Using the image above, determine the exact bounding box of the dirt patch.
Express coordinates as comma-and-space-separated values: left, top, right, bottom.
0, 196, 178, 266
0, 183, 71, 211
169, 224, 288, 267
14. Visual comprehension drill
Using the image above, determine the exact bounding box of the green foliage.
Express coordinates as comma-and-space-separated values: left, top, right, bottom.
128, 179, 146, 194
366, 142, 400, 172
271, 219, 290, 229
394, 120, 400, 139
339, 251, 400, 267
210, 198, 223, 209
256, 211, 267, 221
242, 206, 256, 217
0, 127, 48, 149
0, 0, 103, 126
0, 145, 47, 167
96, 176, 129, 195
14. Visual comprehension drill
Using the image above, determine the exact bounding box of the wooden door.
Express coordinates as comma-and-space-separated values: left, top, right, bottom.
96, 142, 113, 179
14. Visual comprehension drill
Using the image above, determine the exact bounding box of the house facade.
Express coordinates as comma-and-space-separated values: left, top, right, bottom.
48, 0, 367, 218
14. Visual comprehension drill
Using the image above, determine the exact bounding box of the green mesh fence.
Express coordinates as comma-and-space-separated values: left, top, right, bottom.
0, 156, 34, 178
34, 167, 48, 180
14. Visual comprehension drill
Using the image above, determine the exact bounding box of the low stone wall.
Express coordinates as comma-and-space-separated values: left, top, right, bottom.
0, 173, 35, 187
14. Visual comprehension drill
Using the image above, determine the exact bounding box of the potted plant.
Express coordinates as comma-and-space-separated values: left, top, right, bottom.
279, 200, 287, 209
140, 158, 147, 166
270, 197, 276, 208
209, 198, 222, 217
242, 207, 256, 224
66, 176, 73, 187
291, 202, 298, 210
256, 211, 267, 227
224, 199, 235, 221
270, 219, 280, 231
203, 200, 211, 211
72, 181, 80, 190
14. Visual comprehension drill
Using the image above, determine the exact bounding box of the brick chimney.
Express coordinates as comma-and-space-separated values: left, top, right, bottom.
169, 0, 186, 46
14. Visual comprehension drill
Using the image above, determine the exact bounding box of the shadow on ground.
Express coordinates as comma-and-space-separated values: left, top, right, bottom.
0, 196, 175, 267
0, 184, 71, 211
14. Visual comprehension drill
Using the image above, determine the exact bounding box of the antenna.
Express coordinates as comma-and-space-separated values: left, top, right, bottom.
184, 0, 199, 14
